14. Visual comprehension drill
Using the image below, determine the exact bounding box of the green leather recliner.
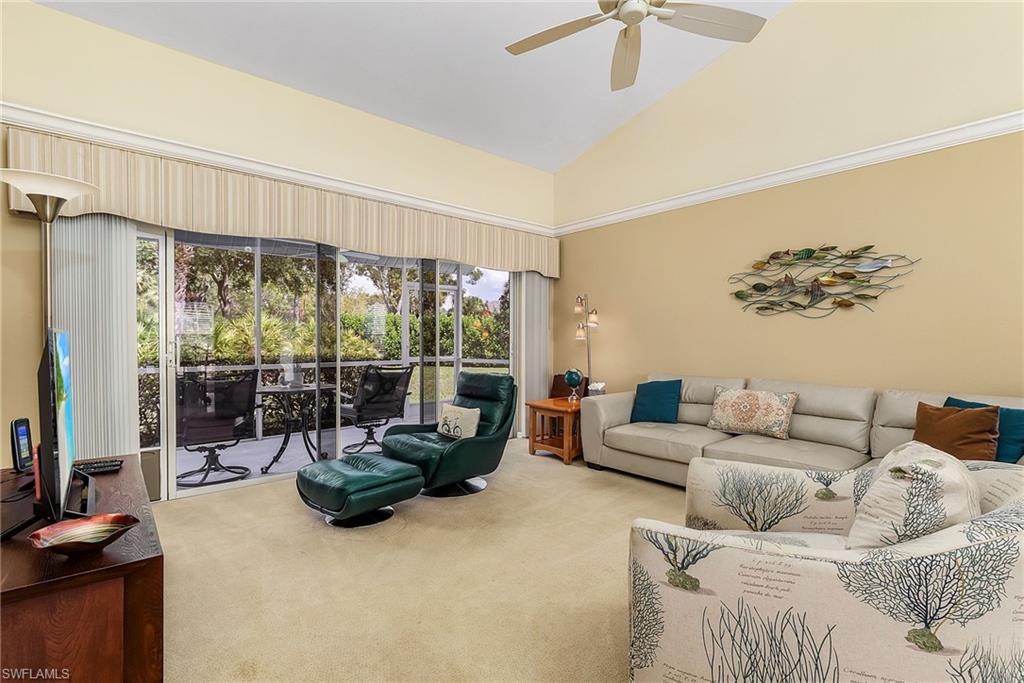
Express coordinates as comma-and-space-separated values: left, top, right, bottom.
382, 372, 517, 496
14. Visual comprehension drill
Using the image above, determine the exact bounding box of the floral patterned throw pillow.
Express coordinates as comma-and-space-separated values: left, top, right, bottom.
707, 387, 799, 439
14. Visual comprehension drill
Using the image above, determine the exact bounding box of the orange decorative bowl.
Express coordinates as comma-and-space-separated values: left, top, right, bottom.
29, 513, 140, 555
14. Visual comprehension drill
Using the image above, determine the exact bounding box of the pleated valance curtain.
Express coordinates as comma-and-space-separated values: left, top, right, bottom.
5, 126, 559, 277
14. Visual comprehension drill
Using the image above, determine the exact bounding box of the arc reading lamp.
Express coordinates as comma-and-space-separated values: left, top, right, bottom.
0, 169, 99, 333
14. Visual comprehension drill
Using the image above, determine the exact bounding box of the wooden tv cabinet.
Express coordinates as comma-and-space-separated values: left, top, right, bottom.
1, 454, 163, 682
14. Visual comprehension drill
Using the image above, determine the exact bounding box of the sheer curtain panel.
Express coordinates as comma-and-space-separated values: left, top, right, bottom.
52, 213, 141, 459
512, 271, 552, 436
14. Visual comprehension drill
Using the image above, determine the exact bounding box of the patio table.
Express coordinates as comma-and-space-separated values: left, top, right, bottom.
258, 383, 335, 474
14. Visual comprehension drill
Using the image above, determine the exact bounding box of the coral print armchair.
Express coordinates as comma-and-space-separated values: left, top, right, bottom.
628, 446, 1024, 682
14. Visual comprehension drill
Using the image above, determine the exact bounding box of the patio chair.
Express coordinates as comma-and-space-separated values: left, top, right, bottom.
340, 366, 414, 454
176, 370, 258, 487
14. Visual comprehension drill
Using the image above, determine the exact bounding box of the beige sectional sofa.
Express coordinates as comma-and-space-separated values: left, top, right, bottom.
581, 374, 1024, 485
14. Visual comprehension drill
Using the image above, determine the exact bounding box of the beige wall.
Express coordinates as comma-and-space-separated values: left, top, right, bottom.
0, 0, 552, 469
553, 133, 1024, 397
0, 1, 553, 226
0, 130, 45, 469
4, 2, 1021, 230
554, 1, 1024, 225
2, 0, 1022, 470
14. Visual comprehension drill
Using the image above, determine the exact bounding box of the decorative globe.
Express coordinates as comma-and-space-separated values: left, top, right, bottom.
563, 368, 583, 389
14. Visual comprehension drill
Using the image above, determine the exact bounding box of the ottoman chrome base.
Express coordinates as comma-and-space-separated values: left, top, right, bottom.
323, 506, 395, 528
420, 476, 488, 498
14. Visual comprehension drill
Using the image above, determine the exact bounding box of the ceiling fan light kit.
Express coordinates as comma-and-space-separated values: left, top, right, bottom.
618, 0, 652, 26
506, 0, 767, 91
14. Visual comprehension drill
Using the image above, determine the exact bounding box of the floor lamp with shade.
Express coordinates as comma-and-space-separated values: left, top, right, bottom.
0, 169, 99, 333
573, 294, 599, 387
0, 169, 99, 538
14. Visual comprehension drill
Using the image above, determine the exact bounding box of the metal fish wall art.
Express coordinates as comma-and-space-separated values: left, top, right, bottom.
728, 245, 919, 319
855, 259, 894, 273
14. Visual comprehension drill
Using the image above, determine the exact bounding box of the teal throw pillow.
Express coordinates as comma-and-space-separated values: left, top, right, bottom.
631, 379, 682, 424
945, 396, 1023, 463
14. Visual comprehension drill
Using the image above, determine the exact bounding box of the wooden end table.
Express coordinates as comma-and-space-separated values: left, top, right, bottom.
526, 397, 582, 464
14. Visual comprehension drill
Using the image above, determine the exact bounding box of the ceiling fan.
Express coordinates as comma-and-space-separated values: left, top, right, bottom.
505, 1, 767, 91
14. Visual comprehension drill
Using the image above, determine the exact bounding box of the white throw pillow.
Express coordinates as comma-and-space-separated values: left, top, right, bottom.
847, 441, 980, 549
437, 405, 481, 440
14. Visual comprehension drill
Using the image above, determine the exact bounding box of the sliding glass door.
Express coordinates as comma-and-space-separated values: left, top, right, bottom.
336, 253, 427, 446
459, 265, 511, 378
160, 232, 331, 495
135, 236, 513, 499
335, 254, 512, 452
170, 232, 258, 493
135, 228, 169, 500
317, 246, 338, 464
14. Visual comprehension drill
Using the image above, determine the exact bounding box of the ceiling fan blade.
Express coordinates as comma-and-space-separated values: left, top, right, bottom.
611, 25, 641, 91
598, 0, 618, 13
506, 13, 608, 55
658, 3, 766, 42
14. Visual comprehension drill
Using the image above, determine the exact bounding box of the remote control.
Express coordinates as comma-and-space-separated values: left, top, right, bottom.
76, 458, 124, 475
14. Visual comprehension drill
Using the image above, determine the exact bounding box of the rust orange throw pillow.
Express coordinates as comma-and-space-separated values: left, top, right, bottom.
913, 402, 999, 461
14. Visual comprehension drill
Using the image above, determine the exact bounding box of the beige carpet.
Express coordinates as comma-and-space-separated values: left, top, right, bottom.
153, 439, 686, 682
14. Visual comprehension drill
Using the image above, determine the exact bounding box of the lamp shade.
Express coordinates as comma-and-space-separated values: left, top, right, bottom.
0, 169, 98, 201
573, 295, 585, 314
575, 323, 586, 341
587, 309, 599, 327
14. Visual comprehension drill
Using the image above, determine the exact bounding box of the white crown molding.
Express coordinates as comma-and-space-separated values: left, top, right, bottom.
554, 110, 1024, 236
0, 101, 554, 237
4, 102, 1020, 239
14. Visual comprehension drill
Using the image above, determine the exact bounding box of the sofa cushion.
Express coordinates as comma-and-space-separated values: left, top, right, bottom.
630, 379, 682, 423
847, 441, 980, 549
964, 460, 1024, 513
381, 430, 455, 478
748, 378, 875, 453
708, 387, 799, 439
647, 373, 746, 426
452, 374, 514, 436
871, 389, 1024, 458
913, 402, 999, 461
946, 396, 1024, 464
604, 422, 731, 465
716, 530, 850, 552
704, 434, 869, 471
295, 454, 424, 515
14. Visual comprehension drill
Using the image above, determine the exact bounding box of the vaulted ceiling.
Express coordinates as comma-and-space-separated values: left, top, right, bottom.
42, 1, 788, 172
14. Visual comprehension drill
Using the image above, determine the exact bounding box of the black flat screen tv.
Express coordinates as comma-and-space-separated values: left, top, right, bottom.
35, 328, 77, 521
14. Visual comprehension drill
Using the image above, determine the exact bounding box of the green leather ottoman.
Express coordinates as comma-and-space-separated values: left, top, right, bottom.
296, 454, 425, 527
